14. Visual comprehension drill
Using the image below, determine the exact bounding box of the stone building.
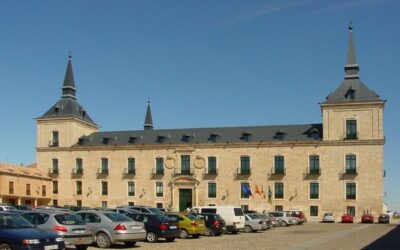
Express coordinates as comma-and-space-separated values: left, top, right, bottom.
34, 27, 385, 221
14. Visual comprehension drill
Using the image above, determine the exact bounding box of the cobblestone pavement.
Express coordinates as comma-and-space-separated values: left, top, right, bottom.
87, 222, 399, 250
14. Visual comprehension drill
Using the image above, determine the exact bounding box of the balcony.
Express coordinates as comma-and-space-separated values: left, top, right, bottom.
71, 168, 83, 178
152, 168, 164, 176
48, 168, 59, 177
173, 167, 194, 176
123, 168, 136, 176
271, 167, 286, 175
307, 168, 321, 175
345, 168, 358, 175
205, 168, 218, 175
344, 132, 359, 140
49, 141, 59, 147
237, 168, 251, 176
97, 168, 109, 178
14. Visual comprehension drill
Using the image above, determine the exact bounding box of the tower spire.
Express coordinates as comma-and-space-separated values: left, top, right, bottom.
344, 21, 360, 79
144, 100, 154, 130
62, 52, 77, 99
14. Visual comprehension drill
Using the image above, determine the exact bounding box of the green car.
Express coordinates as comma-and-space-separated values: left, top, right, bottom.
165, 212, 206, 238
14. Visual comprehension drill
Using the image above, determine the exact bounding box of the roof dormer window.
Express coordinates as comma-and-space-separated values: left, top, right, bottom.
128, 136, 138, 144
156, 136, 166, 144
78, 138, 85, 145
209, 133, 221, 143
102, 137, 110, 145
309, 128, 320, 140
241, 132, 252, 142
181, 135, 191, 143
345, 88, 356, 100
274, 130, 286, 141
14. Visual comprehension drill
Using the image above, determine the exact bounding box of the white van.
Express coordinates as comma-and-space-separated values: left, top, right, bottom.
189, 206, 245, 233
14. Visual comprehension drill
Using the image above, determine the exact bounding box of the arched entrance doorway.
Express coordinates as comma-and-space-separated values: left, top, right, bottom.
169, 176, 199, 212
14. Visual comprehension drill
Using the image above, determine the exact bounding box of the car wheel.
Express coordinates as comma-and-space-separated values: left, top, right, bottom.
0, 244, 12, 250
281, 221, 288, 227
76, 245, 89, 250
204, 227, 213, 236
244, 225, 253, 233
180, 229, 189, 239
124, 242, 136, 247
165, 237, 175, 242
96, 232, 111, 248
146, 232, 158, 243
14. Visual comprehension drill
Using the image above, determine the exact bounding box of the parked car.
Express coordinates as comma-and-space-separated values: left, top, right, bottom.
190, 213, 226, 236
378, 214, 390, 224
341, 214, 354, 223
128, 213, 181, 243
165, 212, 206, 238
269, 212, 297, 227
322, 213, 335, 223
189, 206, 245, 233
21, 210, 93, 250
76, 210, 146, 248
262, 213, 279, 227
255, 214, 273, 229
14, 205, 32, 211
286, 210, 307, 224
117, 206, 164, 215
0, 212, 65, 250
361, 214, 374, 223
0, 206, 17, 212
243, 213, 266, 232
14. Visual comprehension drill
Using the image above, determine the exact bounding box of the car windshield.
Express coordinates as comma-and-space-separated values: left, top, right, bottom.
0, 214, 35, 229
157, 214, 174, 222
248, 214, 258, 219
324, 213, 333, 216
54, 213, 85, 225
148, 208, 164, 215
104, 212, 132, 222
185, 214, 197, 220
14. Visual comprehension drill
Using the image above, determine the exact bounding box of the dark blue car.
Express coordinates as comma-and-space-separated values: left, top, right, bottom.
0, 212, 65, 250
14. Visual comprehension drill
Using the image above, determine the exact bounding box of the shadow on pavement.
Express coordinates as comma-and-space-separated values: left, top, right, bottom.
362, 224, 400, 249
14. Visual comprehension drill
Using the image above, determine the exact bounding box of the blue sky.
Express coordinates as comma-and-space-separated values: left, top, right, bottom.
0, 0, 399, 210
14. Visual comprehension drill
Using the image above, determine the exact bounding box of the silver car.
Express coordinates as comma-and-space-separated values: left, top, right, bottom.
269, 212, 297, 226
244, 213, 266, 232
21, 210, 93, 250
77, 210, 146, 248
322, 212, 335, 223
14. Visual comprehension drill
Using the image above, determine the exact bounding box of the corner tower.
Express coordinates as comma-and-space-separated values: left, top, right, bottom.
36, 55, 98, 148
321, 25, 385, 141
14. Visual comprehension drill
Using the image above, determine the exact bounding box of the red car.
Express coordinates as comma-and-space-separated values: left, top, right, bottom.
361, 214, 374, 223
341, 214, 354, 223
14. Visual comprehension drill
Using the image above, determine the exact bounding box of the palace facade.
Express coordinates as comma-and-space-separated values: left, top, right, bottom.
31, 27, 386, 221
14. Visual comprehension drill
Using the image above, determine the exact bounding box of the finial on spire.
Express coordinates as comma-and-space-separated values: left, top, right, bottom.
348, 21, 353, 31
68, 50, 72, 60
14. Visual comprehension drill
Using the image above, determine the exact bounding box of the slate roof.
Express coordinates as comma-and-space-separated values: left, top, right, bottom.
324, 25, 382, 104
38, 56, 97, 126
74, 123, 322, 147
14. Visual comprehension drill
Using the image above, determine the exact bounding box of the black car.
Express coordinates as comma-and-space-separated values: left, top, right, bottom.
0, 212, 65, 250
129, 213, 180, 243
378, 214, 390, 224
190, 213, 226, 236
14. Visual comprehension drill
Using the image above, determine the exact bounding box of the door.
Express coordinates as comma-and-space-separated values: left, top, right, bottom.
179, 189, 192, 212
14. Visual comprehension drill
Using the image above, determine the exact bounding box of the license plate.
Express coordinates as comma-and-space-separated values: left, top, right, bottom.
45, 245, 58, 250
131, 226, 141, 230
170, 226, 177, 229
74, 230, 86, 233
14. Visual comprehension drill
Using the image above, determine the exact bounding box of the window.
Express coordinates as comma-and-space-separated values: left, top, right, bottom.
156, 203, 163, 208
9, 182, 14, 194
181, 155, 190, 175
274, 182, 284, 199
156, 136, 166, 143
240, 182, 250, 199
127, 158, 135, 174
310, 183, 319, 199
347, 206, 356, 216
52, 159, 59, 174
275, 132, 285, 141
101, 182, 108, 196
310, 206, 319, 216
241, 132, 252, 142
208, 183, 217, 198
274, 156, 285, 174
26, 184, 31, 196
101, 158, 109, 174
309, 155, 320, 174
346, 183, 356, 199
181, 135, 191, 143
275, 205, 283, 212
42, 185, 46, 196
53, 199, 58, 206
102, 137, 110, 145
128, 202, 135, 206
102, 201, 107, 208
346, 120, 357, 139
156, 158, 164, 175
128, 137, 137, 144
52, 181, 58, 194
156, 182, 163, 197
128, 182, 135, 196
345, 88, 356, 100
209, 134, 220, 142
241, 205, 249, 211
208, 157, 217, 174
346, 154, 357, 174
240, 156, 251, 174
52, 131, 59, 146
76, 181, 82, 195
77, 200, 82, 207
76, 158, 83, 174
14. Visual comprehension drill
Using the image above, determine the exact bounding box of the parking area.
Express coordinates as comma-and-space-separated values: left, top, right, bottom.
88, 222, 399, 250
